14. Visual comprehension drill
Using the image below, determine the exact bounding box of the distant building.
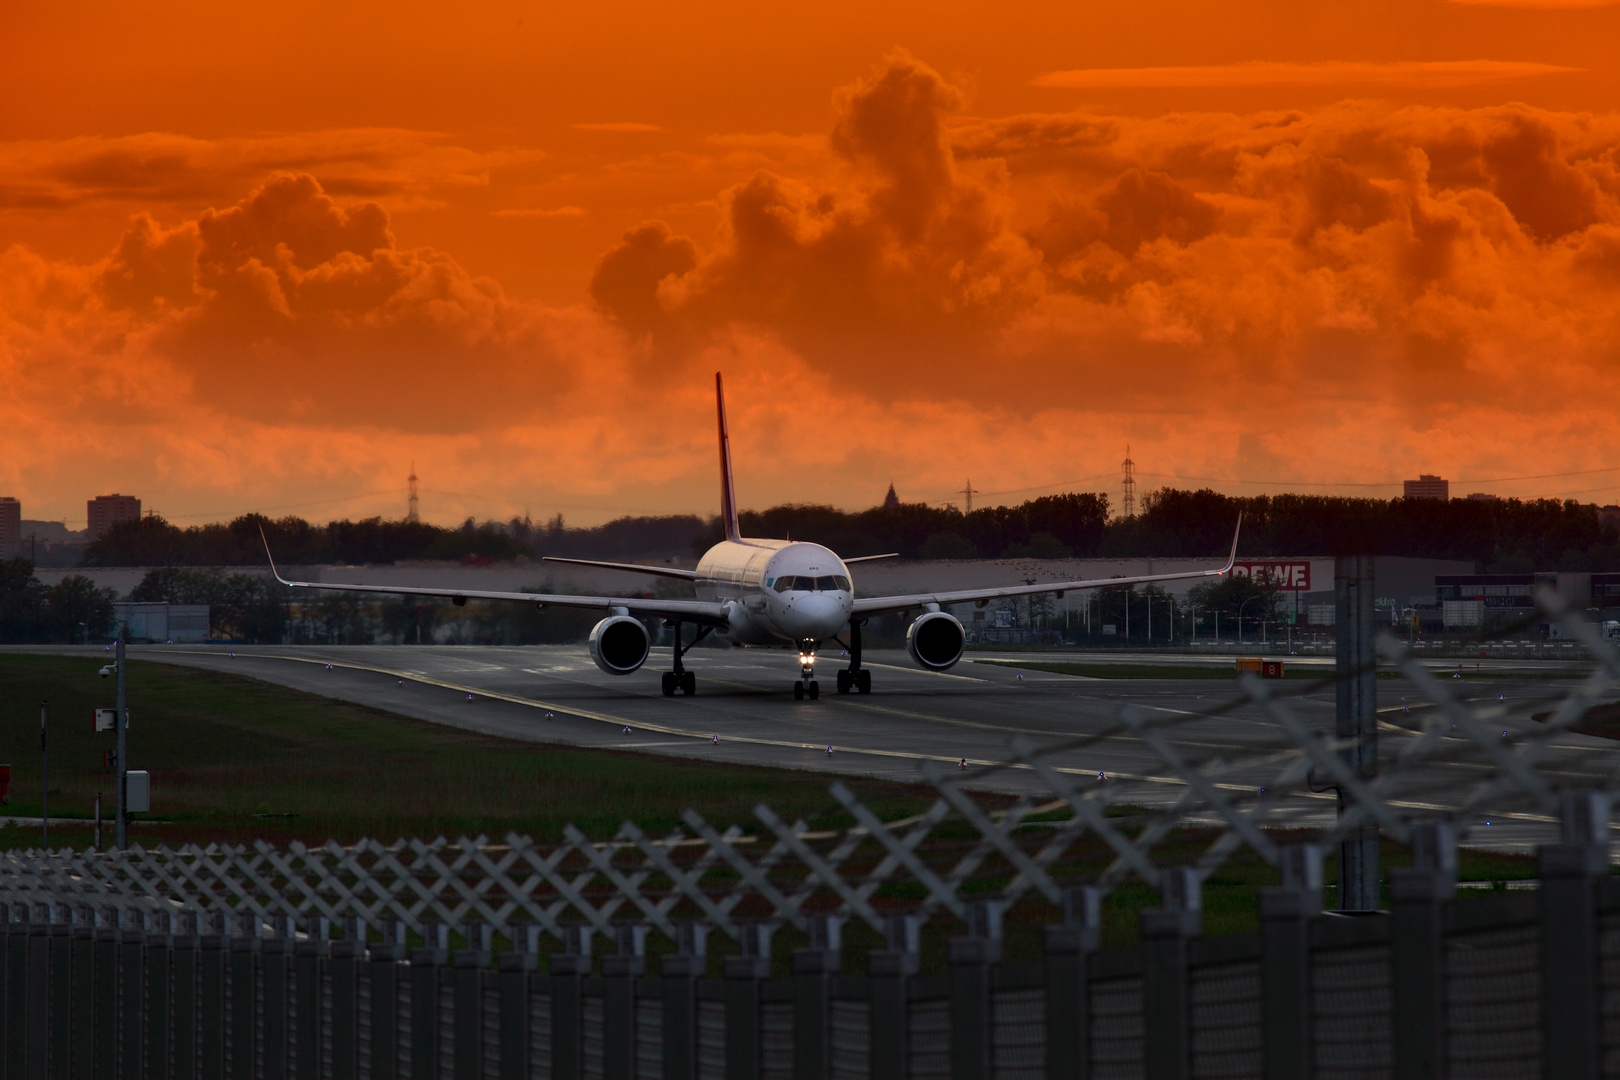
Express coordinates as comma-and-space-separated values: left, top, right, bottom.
1601, 505, 1620, 530
0, 498, 18, 558
114, 602, 209, 643
87, 494, 141, 539
882, 483, 900, 511
1403, 474, 1449, 500
1467, 492, 1499, 502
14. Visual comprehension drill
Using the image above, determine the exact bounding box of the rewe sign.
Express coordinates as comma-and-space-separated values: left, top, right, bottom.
1231, 562, 1312, 589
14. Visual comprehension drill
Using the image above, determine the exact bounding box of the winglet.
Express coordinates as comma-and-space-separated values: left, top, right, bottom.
716, 372, 741, 542
259, 524, 296, 588
1220, 513, 1243, 575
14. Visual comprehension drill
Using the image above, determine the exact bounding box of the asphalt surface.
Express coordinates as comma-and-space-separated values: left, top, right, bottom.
12, 643, 1616, 854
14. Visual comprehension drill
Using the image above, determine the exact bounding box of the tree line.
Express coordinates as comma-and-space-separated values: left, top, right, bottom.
0, 560, 118, 643
75, 489, 1620, 571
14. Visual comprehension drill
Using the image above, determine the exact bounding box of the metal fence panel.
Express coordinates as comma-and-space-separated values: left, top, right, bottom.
634, 997, 663, 1080
991, 986, 1044, 1080
762, 1000, 794, 1080
1445, 924, 1540, 1080
1189, 960, 1261, 1080
1088, 976, 1144, 1080
908, 998, 950, 1080
1311, 945, 1392, 1080
830, 999, 869, 1080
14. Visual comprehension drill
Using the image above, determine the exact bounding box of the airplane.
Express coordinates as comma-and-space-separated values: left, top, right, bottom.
262, 373, 1241, 701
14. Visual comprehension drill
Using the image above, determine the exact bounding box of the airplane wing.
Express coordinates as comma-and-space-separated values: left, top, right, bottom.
843, 553, 899, 564
262, 531, 729, 626
541, 556, 698, 581
851, 516, 1242, 618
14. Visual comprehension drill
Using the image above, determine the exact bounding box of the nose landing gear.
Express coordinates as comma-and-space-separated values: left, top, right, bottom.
795, 644, 820, 700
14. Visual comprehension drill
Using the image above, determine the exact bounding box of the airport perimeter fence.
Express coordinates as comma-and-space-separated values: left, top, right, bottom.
4, 588, 1620, 1079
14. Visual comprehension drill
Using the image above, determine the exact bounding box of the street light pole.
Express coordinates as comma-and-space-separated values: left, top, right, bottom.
39, 702, 47, 848
115, 637, 127, 850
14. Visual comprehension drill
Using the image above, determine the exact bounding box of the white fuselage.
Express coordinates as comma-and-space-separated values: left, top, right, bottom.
694, 539, 854, 648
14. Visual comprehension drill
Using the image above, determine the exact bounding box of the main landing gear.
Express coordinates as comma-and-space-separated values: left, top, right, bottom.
834, 620, 872, 695
661, 621, 710, 697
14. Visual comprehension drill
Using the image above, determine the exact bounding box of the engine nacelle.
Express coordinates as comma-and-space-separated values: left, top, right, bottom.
589, 615, 651, 675
906, 610, 966, 671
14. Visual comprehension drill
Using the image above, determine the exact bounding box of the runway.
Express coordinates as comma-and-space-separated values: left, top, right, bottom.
15, 643, 1615, 854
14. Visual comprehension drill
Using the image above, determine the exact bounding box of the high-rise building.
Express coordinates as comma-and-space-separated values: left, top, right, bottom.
0, 497, 19, 558
87, 494, 141, 539
1403, 475, 1449, 501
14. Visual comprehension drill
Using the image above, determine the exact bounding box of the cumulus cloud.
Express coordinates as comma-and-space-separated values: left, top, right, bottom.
0, 130, 538, 211
8, 53, 1620, 523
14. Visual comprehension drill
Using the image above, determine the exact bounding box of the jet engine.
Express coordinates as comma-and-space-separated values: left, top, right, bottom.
906, 610, 966, 671
589, 615, 651, 675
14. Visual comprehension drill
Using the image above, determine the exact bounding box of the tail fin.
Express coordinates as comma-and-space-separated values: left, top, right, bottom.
715, 372, 741, 542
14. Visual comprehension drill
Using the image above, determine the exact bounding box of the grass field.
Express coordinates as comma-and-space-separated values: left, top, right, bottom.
0, 654, 936, 849
0, 653, 1540, 966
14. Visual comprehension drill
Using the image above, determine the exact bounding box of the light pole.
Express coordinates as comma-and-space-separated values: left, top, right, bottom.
1238, 595, 1261, 647
115, 637, 127, 849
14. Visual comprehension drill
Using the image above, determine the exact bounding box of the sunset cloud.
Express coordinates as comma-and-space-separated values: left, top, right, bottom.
1030, 60, 1582, 90
7, 51, 1620, 526
571, 123, 665, 134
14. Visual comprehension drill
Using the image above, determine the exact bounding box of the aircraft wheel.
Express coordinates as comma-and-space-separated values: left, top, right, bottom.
793, 681, 805, 701
836, 670, 852, 694
856, 670, 872, 693
661, 673, 676, 697
808, 680, 820, 700
681, 671, 696, 696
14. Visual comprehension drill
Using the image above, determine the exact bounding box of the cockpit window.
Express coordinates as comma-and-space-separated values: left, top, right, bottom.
834, 576, 851, 591
775, 577, 794, 592
815, 576, 836, 591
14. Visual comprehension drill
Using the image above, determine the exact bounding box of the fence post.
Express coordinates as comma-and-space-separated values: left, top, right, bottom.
144, 912, 173, 1080
70, 908, 95, 1080
1334, 553, 1380, 912
24, 906, 45, 1080
1046, 886, 1103, 1080
792, 915, 842, 1080
367, 922, 407, 1080
229, 912, 260, 1080
949, 900, 1004, 1080
330, 918, 363, 1080
725, 923, 775, 1080
454, 922, 493, 1080
47, 907, 70, 1080
499, 926, 539, 1080
1141, 868, 1201, 1080
551, 925, 593, 1080
1260, 845, 1322, 1080
1390, 822, 1455, 1080
263, 918, 292, 1080
199, 913, 227, 1080
3, 904, 22, 1080
869, 914, 921, 1080
662, 924, 708, 1080
411, 923, 450, 1080
296, 917, 330, 1080
172, 913, 199, 1080
604, 925, 649, 1080
1541, 792, 1609, 1080
93, 909, 120, 1080
118, 909, 146, 1080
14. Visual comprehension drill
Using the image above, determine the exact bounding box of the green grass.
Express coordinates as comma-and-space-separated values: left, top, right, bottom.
0, 655, 935, 849
973, 659, 1332, 680
0, 654, 1549, 971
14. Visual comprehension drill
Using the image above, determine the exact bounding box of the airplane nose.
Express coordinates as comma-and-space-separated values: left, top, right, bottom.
790, 593, 848, 640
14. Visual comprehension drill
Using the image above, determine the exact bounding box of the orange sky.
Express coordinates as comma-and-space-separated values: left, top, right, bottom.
4, 0, 1620, 528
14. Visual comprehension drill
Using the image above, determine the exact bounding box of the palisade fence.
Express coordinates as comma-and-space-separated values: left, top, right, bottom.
5, 589, 1620, 1080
